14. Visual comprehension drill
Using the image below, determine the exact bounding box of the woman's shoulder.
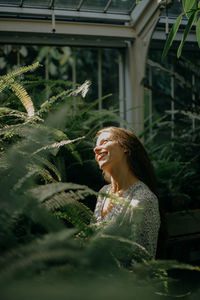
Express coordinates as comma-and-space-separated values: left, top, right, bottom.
98, 184, 111, 194
125, 181, 157, 203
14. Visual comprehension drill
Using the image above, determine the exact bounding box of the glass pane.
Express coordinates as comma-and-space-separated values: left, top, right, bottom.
0, 0, 21, 5
108, 0, 136, 14
54, 0, 81, 10
23, 0, 51, 8
81, 0, 109, 12
162, 1, 183, 17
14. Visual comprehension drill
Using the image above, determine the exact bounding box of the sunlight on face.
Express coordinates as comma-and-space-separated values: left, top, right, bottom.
94, 131, 127, 171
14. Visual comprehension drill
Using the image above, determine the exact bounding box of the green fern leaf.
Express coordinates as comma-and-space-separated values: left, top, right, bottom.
38, 80, 91, 116
0, 62, 40, 81
38, 89, 74, 115
37, 168, 57, 183
0, 229, 82, 281
45, 191, 93, 214
10, 82, 35, 118
13, 168, 39, 191
30, 182, 97, 202
0, 107, 27, 120
0, 62, 41, 94
32, 136, 85, 155
34, 155, 62, 182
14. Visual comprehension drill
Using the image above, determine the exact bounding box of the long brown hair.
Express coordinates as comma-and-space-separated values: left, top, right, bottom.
96, 126, 157, 195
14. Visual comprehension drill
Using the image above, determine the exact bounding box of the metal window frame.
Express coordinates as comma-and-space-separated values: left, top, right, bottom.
0, 0, 179, 134
0, 6, 131, 23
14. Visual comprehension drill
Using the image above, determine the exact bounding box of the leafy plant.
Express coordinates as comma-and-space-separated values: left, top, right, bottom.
162, 0, 200, 60
1, 62, 200, 300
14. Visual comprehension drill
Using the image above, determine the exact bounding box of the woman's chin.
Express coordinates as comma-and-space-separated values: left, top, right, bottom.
99, 161, 107, 170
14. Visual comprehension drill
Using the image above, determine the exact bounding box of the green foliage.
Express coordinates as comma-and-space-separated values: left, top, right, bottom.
0, 63, 97, 245
146, 49, 200, 212
177, 10, 197, 58
0, 62, 40, 117
182, 0, 198, 18
162, 14, 183, 60
196, 16, 200, 47
1, 63, 200, 300
162, 0, 200, 59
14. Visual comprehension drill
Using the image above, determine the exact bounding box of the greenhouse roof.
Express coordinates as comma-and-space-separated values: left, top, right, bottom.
0, 0, 137, 24
0, 1, 195, 47
0, 0, 183, 24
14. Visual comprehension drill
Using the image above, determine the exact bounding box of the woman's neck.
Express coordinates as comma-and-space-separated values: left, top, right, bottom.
109, 167, 139, 194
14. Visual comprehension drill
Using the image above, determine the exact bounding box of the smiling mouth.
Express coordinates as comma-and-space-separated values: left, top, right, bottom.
96, 152, 107, 162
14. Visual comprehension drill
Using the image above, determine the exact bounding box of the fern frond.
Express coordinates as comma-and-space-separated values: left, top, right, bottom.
34, 156, 62, 182
30, 182, 97, 202
0, 121, 42, 139
32, 136, 85, 155
0, 62, 41, 95
10, 82, 35, 118
38, 80, 91, 116
45, 191, 93, 217
0, 62, 40, 82
146, 259, 200, 273
13, 168, 39, 191
34, 185, 95, 229
72, 80, 91, 98
38, 89, 73, 115
100, 234, 152, 262
54, 204, 93, 233
77, 93, 112, 117
0, 123, 26, 137
0, 80, 10, 94
37, 167, 57, 183
0, 107, 27, 121
0, 229, 82, 282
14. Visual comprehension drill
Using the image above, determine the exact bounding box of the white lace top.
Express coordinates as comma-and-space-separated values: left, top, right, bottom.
93, 181, 160, 259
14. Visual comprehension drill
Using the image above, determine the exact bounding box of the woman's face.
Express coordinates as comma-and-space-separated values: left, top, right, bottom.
94, 131, 127, 172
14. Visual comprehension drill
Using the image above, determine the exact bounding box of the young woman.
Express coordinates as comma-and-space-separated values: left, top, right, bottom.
93, 126, 160, 262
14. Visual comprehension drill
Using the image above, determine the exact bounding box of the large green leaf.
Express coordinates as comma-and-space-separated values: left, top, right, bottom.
162, 14, 183, 61
177, 10, 197, 58
196, 16, 200, 48
182, 0, 198, 18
